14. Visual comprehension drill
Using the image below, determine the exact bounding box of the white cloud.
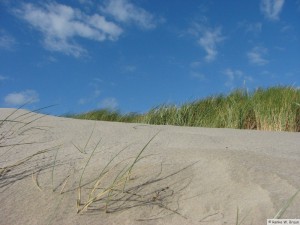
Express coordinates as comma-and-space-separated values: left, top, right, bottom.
15, 2, 123, 57
246, 23, 262, 33
190, 61, 202, 68
223, 68, 243, 87
0, 75, 8, 81
260, 0, 285, 21
0, 75, 8, 87
78, 90, 101, 105
101, 0, 159, 29
198, 27, 225, 62
99, 97, 118, 110
247, 46, 269, 66
124, 65, 136, 72
0, 30, 16, 50
238, 21, 262, 35
280, 25, 292, 32
4, 90, 39, 106
223, 68, 253, 88
78, 98, 88, 105
191, 72, 206, 80
93, 89, 101, 98
78, 79, 102, 105
274, 46, 285, 51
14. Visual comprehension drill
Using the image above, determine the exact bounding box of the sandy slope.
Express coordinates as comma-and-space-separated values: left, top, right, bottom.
0, 108, 299, 225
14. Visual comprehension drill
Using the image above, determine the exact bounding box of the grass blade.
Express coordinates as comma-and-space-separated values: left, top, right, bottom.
273, 189, 300, 219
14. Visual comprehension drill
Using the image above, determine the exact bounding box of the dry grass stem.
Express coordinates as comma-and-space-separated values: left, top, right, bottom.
273, 188, 300, 219
32, 172, 42, 191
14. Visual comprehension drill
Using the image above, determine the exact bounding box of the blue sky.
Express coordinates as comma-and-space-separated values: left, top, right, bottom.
0, 0, 299, 115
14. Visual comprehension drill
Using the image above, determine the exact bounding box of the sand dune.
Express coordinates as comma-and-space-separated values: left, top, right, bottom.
0, 108, 299, 225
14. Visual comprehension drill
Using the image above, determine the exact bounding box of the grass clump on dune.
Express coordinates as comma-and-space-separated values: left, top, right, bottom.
70, 109, 139, 123
75, 131, 194, 219
70, 86, 300, 132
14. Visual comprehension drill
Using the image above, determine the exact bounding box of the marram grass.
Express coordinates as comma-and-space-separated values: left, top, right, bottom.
70, 86, 300, 132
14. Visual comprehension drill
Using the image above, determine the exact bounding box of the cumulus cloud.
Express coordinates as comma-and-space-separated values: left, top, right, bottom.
4, 90, 39, 106
99, 97, 118, 110
260, 0, 285, 21
101, 0, 159, 29
247, 46, 269, 66
197, 27, 225, 62
15, 2, 123, 57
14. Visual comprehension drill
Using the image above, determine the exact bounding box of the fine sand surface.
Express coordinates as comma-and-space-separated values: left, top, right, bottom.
0, 108, 299, 225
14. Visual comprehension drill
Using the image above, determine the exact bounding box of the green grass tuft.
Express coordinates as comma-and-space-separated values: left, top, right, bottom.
69, 86, 300, 132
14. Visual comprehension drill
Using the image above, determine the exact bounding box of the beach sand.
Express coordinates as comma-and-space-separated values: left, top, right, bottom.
0, 108, 299, 225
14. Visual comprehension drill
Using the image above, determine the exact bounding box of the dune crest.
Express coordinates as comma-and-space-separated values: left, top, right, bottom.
0, 108, 299, 225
